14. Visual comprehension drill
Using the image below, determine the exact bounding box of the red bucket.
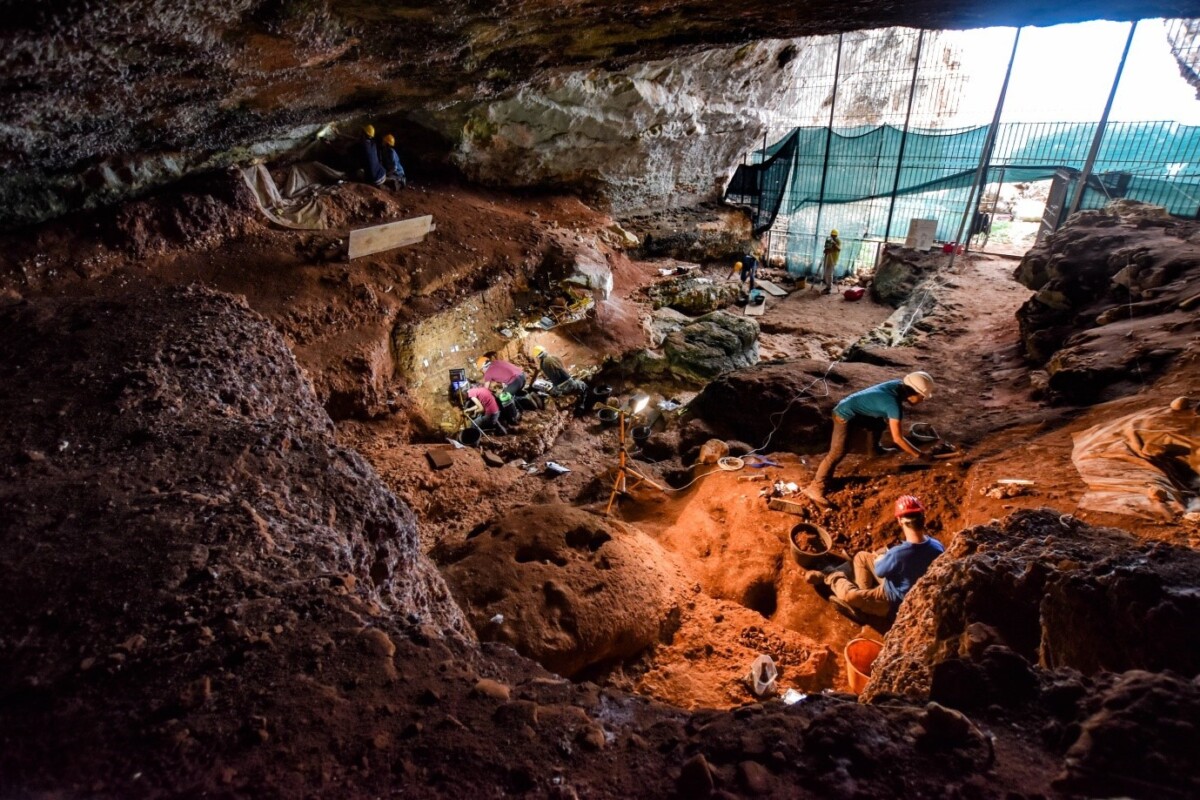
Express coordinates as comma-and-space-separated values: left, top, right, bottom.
843, 287, 865, 301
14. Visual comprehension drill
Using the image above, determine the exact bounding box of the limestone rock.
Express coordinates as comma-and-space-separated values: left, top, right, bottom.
663, 311, 759, 382
871, 245, 946, 307
644, 306, 692, 348
648, 275, 740, 315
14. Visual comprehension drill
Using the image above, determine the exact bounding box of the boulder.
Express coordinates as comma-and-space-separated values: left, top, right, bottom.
864, 509, 1200, 703
648, 274, 740, 315
437, 504, 689, 677
1012, 202, 1200, 401
871, 245, 946, 307
662, 310, 759, 382
643, 306, 692, 347
686, 359, 897, 453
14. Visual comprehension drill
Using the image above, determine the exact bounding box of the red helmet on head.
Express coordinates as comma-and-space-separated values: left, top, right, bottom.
895, 494, 925, 519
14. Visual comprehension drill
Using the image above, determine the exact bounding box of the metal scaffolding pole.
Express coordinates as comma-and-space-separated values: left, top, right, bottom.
884, 29, 925, 244
1066, 20, 1138, 219
811, 33, 844, 272
950, 27, 1021, 267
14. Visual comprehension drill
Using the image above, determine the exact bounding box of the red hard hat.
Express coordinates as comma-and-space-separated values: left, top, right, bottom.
894, 494, 925, 518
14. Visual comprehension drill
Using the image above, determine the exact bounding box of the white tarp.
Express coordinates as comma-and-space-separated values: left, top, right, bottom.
239, 161, 345, 230
1072, 401, 1199, 520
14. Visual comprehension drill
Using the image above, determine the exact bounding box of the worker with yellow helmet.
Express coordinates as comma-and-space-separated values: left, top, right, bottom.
821, 229, 841, 295
357, 123, 386, 186
726, 243, 761, 297
379, 132, 407, 190
530, 345, 587, 397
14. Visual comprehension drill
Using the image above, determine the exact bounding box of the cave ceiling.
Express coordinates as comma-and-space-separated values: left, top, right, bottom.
1, 0, 1195, 227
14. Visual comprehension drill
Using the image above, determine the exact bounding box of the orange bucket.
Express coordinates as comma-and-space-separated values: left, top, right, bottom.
844, 638, 883, 694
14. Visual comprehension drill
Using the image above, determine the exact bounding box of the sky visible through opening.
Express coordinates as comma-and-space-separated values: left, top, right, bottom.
955, 18, 1200, 125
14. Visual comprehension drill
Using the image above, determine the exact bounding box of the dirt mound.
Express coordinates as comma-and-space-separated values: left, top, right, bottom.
436, 504, 689, 677
865, 509, 1200, 703
1013, 202, 1200, 402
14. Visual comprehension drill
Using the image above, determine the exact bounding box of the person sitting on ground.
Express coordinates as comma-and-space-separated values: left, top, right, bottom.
464, 385, 505, 434
476, 352, 526, 396
821, 229, 841, 294
803, 372, 935, 509
530, 345, 587, 397
357, 124, 386, 187
807, 494, 944, 619
380, 133, 406, 190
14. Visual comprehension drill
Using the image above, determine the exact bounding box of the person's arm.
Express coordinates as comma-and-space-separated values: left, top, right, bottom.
888, 417, 925, 458
872, 546, 898, 580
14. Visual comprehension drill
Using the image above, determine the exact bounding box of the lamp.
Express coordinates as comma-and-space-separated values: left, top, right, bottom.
605, 393, 664, 516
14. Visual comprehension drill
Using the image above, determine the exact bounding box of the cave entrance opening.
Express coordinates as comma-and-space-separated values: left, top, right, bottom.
724, 19, 1200, 276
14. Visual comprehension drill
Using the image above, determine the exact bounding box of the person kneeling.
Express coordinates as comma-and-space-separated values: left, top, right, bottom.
813, 494, 943, 619
464, 385, 506, 435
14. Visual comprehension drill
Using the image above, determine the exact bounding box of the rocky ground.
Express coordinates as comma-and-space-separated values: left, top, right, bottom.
1, 174, 1198, 796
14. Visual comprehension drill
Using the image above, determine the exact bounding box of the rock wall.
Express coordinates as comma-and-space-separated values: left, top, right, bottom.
865, 509, 1200, 703
1013, 201, 1200, 402
428, 30, 978, 216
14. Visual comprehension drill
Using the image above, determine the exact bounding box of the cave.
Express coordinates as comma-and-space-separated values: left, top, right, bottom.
3, 2, 1200, 798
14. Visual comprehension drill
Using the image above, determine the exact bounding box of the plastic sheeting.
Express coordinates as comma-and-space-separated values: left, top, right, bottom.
1071, 402, 1200, 520
239, 161, 345, 230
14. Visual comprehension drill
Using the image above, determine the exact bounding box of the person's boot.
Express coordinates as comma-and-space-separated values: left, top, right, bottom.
802, 482, 831, 509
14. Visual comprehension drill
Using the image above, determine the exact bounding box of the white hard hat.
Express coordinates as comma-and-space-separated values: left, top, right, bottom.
903, 371, 934, 399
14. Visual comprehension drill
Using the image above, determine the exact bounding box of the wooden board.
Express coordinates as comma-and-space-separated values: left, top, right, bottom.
744, 296, 768, 316
756, 279, 789, 297
348, 214, 434, 259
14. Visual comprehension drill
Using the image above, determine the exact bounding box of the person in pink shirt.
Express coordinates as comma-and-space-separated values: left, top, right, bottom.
465, 385, 505, 434
477, 353, 526, 396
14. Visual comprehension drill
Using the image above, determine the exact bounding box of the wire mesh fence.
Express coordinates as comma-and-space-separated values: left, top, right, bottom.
725, 24, 1200, 277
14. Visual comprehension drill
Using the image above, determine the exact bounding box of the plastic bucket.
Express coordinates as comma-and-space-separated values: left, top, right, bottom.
597, 407, 619, 426
591, 385, 613, 403
459, 427, 482, 447
845, 638, 883, 694
631, 425, 651, 444
789, 522, 831, 568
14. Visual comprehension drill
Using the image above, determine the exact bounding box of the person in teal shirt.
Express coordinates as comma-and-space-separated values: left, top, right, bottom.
803, 372, 935, 509
808, 494, 944, 619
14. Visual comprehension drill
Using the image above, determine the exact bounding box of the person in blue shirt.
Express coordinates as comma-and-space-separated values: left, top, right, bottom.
380, 133, 406, 190
808, 494, 944, 619
357, 124, 386, 186
803, 371, 935, 509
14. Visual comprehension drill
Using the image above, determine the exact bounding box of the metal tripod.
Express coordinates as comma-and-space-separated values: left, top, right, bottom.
604, 408, 664, 516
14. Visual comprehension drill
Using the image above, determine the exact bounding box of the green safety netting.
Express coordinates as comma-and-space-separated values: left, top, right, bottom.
725, 121, 1200, 274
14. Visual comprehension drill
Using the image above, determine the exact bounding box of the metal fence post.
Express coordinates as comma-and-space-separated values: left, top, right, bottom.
885, 29, 924, 243
812, 33, 844, 273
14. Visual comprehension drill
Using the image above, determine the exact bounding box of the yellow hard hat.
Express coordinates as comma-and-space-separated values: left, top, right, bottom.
734, 261, 743, 272
475, 356, 489, 370
383, 133, 395, 146
531, 345, 547, 359
830, 229, 839, 237
363, 124, 375, 137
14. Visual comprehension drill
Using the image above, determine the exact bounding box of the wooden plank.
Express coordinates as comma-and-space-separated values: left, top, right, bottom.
744, 296, 767, 316
756, 279, 789, 297
348, 215, 434, 259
